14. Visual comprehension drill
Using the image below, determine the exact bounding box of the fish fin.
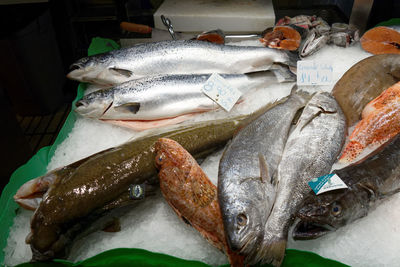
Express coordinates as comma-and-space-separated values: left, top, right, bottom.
191, 174, 216, 207
258, 153, 270, 184
14, 198, 42, 211
357, 182, 378, 201
378, 175, 400, 197
283, 50, 300, 67
114, 103, 141, 114
247, 238, 287, 266
109, 67, 133, 78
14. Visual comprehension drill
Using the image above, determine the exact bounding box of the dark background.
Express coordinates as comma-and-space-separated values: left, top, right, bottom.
0, 0, 399, 191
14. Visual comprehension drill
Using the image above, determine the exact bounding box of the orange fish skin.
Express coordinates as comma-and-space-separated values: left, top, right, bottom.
155, 138, 244, 267
339, 81, 400, 165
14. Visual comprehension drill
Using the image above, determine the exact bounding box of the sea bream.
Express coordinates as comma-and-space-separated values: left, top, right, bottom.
249, 92, 346, 266
74, 72, 289, 122
293, 133, 400, 240
218, 90, 310, 257
67, 40, 298, 86
155, 138, 244, 267
15, 114, 259, 261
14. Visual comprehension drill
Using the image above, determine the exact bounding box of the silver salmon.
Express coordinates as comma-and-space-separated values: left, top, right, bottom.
67, 40, 298, 85
293, 133, 400, 240
250, 92, 346, 266
218, 90, 310, 256
74, 72, 286, 121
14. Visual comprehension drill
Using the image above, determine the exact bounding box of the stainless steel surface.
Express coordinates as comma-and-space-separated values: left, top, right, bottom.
349, 0, 374, 34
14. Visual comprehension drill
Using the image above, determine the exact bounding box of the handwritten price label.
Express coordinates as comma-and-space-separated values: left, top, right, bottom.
297, 60, 334, 85
202, 73, 242, 112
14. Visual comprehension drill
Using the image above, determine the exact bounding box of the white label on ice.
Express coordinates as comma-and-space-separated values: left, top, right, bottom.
308, 173, 348, 195
297, 60, 334, 85
202, 73, 242, 112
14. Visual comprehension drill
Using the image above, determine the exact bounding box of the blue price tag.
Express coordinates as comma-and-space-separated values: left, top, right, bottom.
309, 173, 348, 195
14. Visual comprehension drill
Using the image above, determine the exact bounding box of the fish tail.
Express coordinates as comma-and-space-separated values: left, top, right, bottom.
283, 50, 300, 67
247, 238, 287, 267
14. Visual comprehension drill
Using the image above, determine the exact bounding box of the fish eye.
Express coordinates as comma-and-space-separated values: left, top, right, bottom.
331, 202, 342, 216
236, 213, 248, 227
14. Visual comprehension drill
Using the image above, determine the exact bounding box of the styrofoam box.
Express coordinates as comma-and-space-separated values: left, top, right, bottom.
154, 0, 275, 34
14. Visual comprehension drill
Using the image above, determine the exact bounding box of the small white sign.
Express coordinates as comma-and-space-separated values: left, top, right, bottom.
297, 60, 334, 85
309, 173, 348, 195
202, 73, 242, 112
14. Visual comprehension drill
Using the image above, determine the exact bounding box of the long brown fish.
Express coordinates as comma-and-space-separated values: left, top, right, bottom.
16, 114, 256, 261
155, 138, 244, 266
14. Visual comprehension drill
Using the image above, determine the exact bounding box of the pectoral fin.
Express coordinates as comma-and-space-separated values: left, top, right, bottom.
109, 68, 133, 78
259, 153, 276, 185
114, 103, 141, 114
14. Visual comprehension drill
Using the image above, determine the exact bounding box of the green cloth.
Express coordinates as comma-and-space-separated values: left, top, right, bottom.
1, 37, 348, 267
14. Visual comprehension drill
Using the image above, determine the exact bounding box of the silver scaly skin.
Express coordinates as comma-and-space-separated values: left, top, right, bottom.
67, 40, 298, 86
293, 134, 400, 240
218, 90, 310, 256
249, 92, 346, 266
75, 72, 287, 120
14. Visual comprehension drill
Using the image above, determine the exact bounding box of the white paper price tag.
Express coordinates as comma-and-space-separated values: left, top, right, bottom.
202, 73, 242, 112
308, 173, 348, 195
297, 60, 334, 85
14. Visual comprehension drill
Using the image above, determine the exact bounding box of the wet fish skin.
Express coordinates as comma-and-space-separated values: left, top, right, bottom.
250, 92, 346, 266
155, 138, 244, 266
332, 54, 400, 126
218, 90, 310, 256
333, 81, 400, 169
293, 134, 400, 240
75, 72, 283, 120
67, 40, 298, 86
25, 114, 256, 261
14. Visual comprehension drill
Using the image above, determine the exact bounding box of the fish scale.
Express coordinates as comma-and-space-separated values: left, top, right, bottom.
67, 40, 297, 86
251, 92, 346, 266
218, 90, 310, 257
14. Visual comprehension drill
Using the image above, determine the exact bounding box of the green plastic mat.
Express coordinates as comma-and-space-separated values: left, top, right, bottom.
1, 37, 348, 267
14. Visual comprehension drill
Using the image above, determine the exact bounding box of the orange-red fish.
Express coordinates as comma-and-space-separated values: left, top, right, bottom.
360, 26, 400, 55
155, 138, 244, 267
336, 81, 400, 168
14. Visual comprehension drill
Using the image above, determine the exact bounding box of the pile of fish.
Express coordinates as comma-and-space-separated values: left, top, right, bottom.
260, 15, 360, 57
67, 39, 297, 131
8, 22, 400, 267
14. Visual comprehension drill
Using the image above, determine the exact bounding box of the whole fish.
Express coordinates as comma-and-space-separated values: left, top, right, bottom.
19, 114, 258, 261
155, 138, 244, 267
333, 81, 400, 169
293, 133, 400, 240
75, 72, 286, 121
332, 54, 400, 126
218, 90, 310, 256
249, 92, 346, 266
67, 40, 298, 86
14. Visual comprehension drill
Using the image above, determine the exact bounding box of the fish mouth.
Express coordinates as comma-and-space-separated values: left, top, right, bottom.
292, 220, 335, 240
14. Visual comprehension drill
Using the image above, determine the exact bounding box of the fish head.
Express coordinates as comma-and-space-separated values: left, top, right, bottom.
74, 90, 114, 118
219, 175, 274, 255
292, 189, 358, 240
67, 56, 133, 85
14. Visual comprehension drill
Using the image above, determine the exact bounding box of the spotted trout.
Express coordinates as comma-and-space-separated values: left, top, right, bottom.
218, 90, 310, 256
67, 40, 298, 86
18, 113, 261, 261
249, 92, 346, 266
155, 138, 245, 267
293, 133, 400, 240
